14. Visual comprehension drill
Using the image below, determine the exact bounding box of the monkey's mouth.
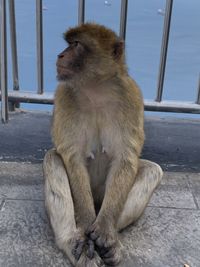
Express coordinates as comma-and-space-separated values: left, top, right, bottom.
56, 65, 74, 80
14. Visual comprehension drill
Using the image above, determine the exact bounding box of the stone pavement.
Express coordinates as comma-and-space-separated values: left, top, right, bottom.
0, 111, 200, 267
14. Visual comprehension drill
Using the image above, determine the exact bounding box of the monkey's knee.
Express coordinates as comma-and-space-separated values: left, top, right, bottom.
43, 148, 64, 175
117, 160, 163, 230
43, 149, 77, 264
139, 159, 163, 186
43, 148, 73, 209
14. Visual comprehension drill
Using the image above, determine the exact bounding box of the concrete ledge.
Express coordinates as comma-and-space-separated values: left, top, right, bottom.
0, 111, 200, 171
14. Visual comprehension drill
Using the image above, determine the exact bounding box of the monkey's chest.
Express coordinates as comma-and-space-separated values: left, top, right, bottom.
86, 144, 110, 205
83, 118, 119, 202
86, 138, 109, 177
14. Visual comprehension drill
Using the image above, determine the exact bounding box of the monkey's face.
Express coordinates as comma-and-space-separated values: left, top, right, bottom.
56, 41, 86, 81
56, 23, 126, 85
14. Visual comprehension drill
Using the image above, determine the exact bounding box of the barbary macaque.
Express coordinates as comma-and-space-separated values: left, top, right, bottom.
43, 23, 163, 267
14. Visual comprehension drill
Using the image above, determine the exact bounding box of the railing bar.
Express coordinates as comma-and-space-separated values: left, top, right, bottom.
78, 0, 85, 25
145, 100, 200, 114
196, 74, 200, 104
1, 91, 200, 114
0, 91, 54, 104
155, 0, 173, 102
0, 0, 8, 123
36, 0, 44, 94
119, 0, 128, 40
8, 0, 19, 91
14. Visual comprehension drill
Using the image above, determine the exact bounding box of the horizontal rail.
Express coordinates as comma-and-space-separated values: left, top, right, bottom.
0, 91, 54, 104
145, 100, 200, 114
0, 91, 200, 114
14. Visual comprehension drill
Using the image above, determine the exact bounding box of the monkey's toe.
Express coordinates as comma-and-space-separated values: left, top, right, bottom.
97, 245, 121, 266
86, 239, 95, 259
87, 222, 116, 249
72, 239, 85, 261
76, 250, 105, 267
102, 248, 121, 266
100, 246, 116, 258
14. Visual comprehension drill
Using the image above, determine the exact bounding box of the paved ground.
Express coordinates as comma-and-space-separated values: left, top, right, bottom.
0, 111, 200, 267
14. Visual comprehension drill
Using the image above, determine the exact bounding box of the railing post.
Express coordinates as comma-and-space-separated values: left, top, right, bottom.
196, 74, 200, 104
78, 0, 85, 25
8, 0, 20, 110
36, 0, 44, 94
119, 0, 128, 40
0, 0, 8, 123
155, 0, 173, 102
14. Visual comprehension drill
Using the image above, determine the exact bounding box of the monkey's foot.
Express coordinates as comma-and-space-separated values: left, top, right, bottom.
86, 221, 121, 265
71, 229, 96, 261
76, 250, 105, 267
86, 221, 117, 249
97, 246, 121, 266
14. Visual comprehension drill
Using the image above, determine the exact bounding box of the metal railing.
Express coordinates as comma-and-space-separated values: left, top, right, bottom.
0, 0, 200, 123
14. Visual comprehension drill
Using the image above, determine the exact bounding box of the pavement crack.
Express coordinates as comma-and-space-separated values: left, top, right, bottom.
147, 205, 198, 211
0, 199, 6, 211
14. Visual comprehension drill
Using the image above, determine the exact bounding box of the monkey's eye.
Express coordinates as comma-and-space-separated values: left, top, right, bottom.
69, 41, 79, 48
74, 41, 79, 47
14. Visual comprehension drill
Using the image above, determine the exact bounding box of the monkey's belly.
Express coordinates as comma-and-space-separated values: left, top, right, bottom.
86, 151, 110, 207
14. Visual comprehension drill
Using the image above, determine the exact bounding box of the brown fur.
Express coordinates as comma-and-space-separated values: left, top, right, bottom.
43, 23, 163, 266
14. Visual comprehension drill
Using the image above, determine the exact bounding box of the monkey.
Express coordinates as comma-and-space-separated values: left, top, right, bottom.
43, 23, 163, 267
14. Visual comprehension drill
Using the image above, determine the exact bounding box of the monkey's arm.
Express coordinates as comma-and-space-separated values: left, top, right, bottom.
59, 151, 98, 260
53, 86, 96, 230
99, 153, 138, 224
87, 150, 138, 265
60, 152, 96, 229
96, 150, 138, 230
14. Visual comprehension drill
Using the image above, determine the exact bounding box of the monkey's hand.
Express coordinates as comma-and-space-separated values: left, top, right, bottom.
76, 249, 105, 267
86, 220, 121, 266
71, 228, 96, 261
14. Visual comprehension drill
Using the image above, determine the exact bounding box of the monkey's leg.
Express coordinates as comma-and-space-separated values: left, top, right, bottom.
43, 149, 104, 267
117, 159, 163, 231
87, 154, 140, 266
43, 149, 77, 265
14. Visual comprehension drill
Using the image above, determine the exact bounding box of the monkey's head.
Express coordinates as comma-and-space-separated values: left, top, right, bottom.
56, 23, 127, 86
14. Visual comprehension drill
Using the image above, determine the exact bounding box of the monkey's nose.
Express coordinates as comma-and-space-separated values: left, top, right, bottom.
58, 53, 64, 58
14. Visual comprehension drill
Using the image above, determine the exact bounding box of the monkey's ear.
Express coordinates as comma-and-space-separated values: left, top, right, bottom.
112, 41, 124, 60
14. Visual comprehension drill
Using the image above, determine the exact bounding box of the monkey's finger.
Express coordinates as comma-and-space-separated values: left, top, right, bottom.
98, 246, 109, 256
86, 225, 97, 238
102, 247, 116, 258
72, 240, 85, 261
86, 239, 95, 259
88, 229, 100, 241
103, 255, 121, 266
95, 236, 107, 248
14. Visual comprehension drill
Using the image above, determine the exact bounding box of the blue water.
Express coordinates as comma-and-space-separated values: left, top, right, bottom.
5, 0, 200, 117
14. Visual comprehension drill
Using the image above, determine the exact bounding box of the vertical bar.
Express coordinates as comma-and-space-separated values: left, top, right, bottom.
155, 0, 173, 102
78, 0, 85, 25
9, 0, 19, 91
196, 74, 200, 104
0, 0, 8, 123
8, 0, 20, 110
119, 0, 128, 40
36, 0, 44, 94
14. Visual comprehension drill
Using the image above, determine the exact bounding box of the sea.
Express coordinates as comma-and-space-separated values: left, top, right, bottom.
5, 0, 200, 118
